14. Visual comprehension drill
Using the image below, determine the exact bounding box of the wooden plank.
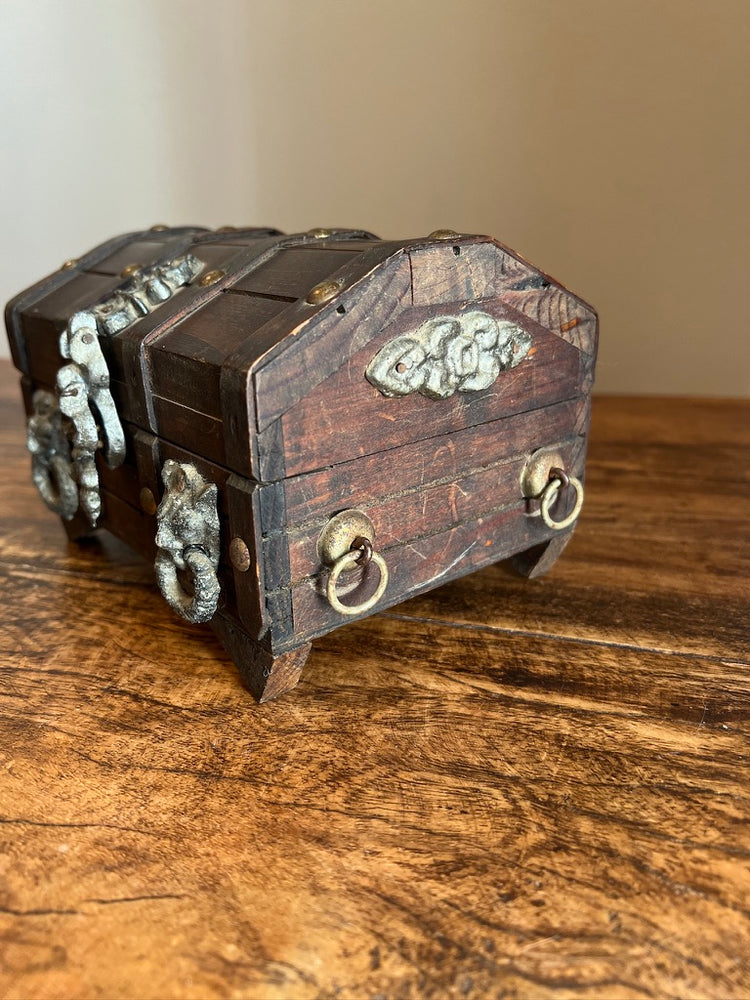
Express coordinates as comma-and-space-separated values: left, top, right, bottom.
282, 440, 580, 583
85, 238, 183, 276
150, 395, 227, 467
282, 395, 588, 526
229, 246, 359, 299
278, 314, 582, 479
150, 292, 289, 418
287, 500, 558, 646
409, 240, 504, 305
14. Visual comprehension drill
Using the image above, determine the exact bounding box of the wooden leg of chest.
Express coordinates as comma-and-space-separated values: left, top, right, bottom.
510, 532, 573, 579
211, 612, 312, 703
61, 509, 97, 543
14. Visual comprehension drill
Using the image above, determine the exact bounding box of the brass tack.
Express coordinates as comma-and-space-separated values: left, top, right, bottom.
306, 279, 341, 305
61, 258, 78, 270
216, 225, 236, 232
307, 228, 331, 238
121, 263, 141, 278
139, 487, 157, 516
198, 269, 225, 287
150, 224, 169, 231
428, 229, 460, 240
229, 537, 251, 572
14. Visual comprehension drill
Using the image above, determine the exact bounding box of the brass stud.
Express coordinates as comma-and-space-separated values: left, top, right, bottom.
428, 229, 460, 240
150, 224, 169, 232
229, 537, 251, 572
121, 263, 141, 278
307, 228, 331, 238
198, 269, 225, 287
216, 225, 236, 232
306, 279, 341, 305
139, 487, 157, 516
61, 258, 78, 270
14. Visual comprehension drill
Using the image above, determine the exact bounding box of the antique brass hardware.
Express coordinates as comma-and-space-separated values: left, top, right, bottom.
154, 460, 221, 624
522, 448, 584, 531
318, 510, 389, 616
306, 279, 341, 306
139, 487, 157, 516
198, 269, 225, 287
229, 537, 251, 572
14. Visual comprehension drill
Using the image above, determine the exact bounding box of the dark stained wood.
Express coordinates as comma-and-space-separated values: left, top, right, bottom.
1, 363, 749, 998
288, 500, 560, 644
282, 442, 578, 583
281, 396, 587, 526
228, 246, 360, 298
277, 310, 581, 478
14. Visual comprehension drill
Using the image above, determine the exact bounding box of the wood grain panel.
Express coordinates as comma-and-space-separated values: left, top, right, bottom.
281, 395, 588, 527
229, 246, 359, 298
283, 441, 581, 583
0, 364, 749, 999
287, 501, 554, 644
278, 313, 582, 478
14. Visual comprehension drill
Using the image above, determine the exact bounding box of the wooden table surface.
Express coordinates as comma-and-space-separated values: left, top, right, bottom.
0, 356, 748, 999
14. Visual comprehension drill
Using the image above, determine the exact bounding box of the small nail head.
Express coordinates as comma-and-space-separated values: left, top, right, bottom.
139, 487, 157, 515
61, 258, 78, 270
229, 537, 251, 572
307, 228, 331, 238
306, 279, 341, 305
150, 224, 169, 231
428, 229, 460, 240
121, 263, 141, 278
198, 269, 225, 287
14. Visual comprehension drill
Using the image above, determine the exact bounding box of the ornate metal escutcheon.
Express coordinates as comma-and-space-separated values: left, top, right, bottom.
366, 310, 532, 400
154, 460, 221, 625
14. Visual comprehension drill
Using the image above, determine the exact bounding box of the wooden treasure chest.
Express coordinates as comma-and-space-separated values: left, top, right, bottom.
6, 225, 598, 701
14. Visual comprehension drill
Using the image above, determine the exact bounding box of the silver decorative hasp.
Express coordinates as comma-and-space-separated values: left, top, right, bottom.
366, 310, 532, 400
155, 460, 221, 625
26, 253, 204, 527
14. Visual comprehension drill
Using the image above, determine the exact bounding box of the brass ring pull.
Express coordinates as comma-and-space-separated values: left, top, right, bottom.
539, 469, 584, 531
326, 547, 389, 617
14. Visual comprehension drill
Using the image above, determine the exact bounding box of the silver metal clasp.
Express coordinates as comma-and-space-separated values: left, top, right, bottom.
26, 253, 205, 526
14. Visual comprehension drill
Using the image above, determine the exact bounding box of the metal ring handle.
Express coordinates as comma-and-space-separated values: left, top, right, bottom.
540, 474, 584, 531
154, 545, 220, 624
31, 453, 79, 520
326, 548, 389, 617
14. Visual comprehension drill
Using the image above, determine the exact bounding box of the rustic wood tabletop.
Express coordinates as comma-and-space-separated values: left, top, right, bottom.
1, 357, 748, 999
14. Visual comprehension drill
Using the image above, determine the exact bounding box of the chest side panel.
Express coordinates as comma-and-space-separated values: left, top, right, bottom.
276, 300, 582, 479
258, 394, 591, 651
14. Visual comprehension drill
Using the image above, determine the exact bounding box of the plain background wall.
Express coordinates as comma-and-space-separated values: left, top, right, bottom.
1, 0, 747, 395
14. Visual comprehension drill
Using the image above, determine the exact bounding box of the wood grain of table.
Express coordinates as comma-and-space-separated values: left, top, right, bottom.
0, 358, 748, 999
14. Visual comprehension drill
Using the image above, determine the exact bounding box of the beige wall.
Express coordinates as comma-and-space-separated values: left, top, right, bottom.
1, 0, 747, 395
